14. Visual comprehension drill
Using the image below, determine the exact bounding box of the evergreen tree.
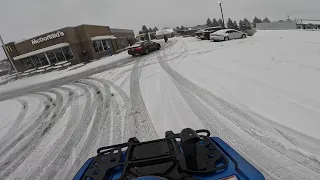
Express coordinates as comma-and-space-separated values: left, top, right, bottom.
263, 17, 271, 23
139, 31, 143, 35
242, 18, 252, 30
142, 25, 148, 33
153, 27, 159, 32
227, 18, 233, 29
180, 25, 185, 30
148, 27, 153, 32
232, 21, 239, 30
218, 19, 224, 27
206, 18, 213, 27
212, 18, 219, 27
252, 16, 262, 28
239, 20, 244, 31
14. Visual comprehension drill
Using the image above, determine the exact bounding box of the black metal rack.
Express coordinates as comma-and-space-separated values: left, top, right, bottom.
81, 128, 229, 180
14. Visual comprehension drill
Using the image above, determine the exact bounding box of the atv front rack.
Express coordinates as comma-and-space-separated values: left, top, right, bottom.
81, 128, 229, 180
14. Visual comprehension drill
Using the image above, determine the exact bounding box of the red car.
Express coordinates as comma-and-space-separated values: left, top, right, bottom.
128, 41, 161, 56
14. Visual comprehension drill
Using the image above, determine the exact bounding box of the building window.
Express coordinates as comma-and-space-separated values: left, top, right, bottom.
38, 53, 49, 65
102, 40, 108, 50
46, 51, 58, 64
92, 40, 113, 54
22, 57, 36, 69
31, 55, 42, 67
62, 46, 74, 60
18, 46, 75, 69
53, 48, 65, 61
93, 41, 99, 52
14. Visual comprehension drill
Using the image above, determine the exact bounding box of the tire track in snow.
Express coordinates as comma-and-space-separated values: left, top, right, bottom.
86, 78, 122, 145
62, 79, 111, 180
0, 99, 28, 145
162, 50, 320, 174
38, 82, 97, 180
275, 128, 320, 156
108, 95, 123, 145
25, 85, 83, 180
85, 78, 115, 147
89, 78, 135, 142
0, 88, 75, 179
172, 75, 320, 180
16, 94, 52, 132
0, 92, 55, 162
130, 55, 159, 141
157, 43, 320, 179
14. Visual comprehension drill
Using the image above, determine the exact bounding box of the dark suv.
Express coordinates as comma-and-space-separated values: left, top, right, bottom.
200, 27, 225, 40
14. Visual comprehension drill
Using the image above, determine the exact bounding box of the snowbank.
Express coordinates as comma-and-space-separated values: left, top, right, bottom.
0, 52, 131, 98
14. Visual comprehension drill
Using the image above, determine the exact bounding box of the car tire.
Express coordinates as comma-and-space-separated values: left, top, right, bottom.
157, 45, 161, 50
224, 36, 229, 41
242, 34, 246, 38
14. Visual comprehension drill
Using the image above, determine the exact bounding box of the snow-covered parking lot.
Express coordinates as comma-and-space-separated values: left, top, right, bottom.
0, 30, 320, 180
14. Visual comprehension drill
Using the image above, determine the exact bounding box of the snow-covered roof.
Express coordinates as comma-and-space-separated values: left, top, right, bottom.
156, 29, 173, 36
13, 43, 70, 60
91, 35, 116, 41
297, 20, 320, 25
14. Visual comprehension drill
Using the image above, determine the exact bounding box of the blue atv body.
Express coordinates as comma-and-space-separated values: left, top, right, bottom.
73, 129, 265, 180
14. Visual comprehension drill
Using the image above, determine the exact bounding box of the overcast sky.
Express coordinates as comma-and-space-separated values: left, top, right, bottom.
1, 0, 320, 59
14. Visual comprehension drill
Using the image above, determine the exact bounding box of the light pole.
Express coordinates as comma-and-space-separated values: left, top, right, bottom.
0, 34, 19, 75
218, 1, 225, 28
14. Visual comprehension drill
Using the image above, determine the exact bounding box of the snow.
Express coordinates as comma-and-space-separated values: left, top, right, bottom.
0, 100, 21, 139
156, 28, 173, 35
169, 30, 320, 138
91, 35, 116, 41
214, 29, 231, 34
0, 51, 130, 96
1, 30, 320, 179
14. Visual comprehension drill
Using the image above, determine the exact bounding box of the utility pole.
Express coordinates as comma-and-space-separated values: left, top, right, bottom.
218, 2, 225, 28
147, 31, 151, 40
0, 34, 19, 75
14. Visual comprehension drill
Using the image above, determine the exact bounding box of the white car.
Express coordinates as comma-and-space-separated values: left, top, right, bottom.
210, 29, 246, 41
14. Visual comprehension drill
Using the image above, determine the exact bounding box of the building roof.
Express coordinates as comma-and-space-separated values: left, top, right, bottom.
156, 29, 173, 36
13, 43, 70, 60
91, 35, 116, 41
110, 28, 134, 33
296, 19, 320, 25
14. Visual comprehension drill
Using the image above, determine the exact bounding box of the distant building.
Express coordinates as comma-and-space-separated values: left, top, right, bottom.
296, 20, 320, 29
256, 21, 297, 30
256, 19, 320, 30
179, 29, 199, 36
137, 32, 156, 41
155, 29, 175, 39
3, 24, 135, 72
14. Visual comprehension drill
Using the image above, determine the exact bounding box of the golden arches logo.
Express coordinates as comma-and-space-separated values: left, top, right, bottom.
5, 46, 13, 52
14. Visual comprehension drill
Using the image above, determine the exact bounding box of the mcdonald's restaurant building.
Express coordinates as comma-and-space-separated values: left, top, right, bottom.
3, 24, 135, 72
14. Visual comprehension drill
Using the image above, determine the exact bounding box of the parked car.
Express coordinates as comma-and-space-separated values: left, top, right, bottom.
210, 29, 247, 41
195, 30, 204, 39
128, 41, 161, 56
199, 27, 225, 40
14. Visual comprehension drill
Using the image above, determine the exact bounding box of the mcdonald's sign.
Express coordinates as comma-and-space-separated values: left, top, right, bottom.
5, 45, 13, 52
